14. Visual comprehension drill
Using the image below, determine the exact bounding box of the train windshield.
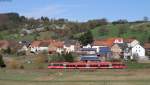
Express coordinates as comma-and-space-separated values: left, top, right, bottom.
50, 63, 64, 66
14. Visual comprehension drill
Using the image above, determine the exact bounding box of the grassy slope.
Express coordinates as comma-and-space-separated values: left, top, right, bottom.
91, 24, 115, 39
91, 23, 150, 43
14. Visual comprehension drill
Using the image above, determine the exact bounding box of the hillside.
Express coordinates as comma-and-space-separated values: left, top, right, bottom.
0, 12, 150, 43
91, 23, 150, 43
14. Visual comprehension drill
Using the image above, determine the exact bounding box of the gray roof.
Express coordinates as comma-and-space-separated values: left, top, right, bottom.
80, 55, 100, 61
80, 48, 96, 51
117, 43, 128, 50
64, 40, 77, 46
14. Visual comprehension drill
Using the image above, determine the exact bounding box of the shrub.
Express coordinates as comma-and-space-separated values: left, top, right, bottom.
3, 47, 11, 54
48, 53, 75, 62
63, 53, 75, 62
0, 54, 6, 68
19, 65, 24, 69
48, 54, 64, 62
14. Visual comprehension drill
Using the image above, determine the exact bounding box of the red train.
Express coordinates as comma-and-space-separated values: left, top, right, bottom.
48, 62, 127, 69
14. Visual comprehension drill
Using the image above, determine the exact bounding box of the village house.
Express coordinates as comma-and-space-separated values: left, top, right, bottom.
92, 39, 113, 53
18, 40, 31, 52
82, 44, 92, 48
124, 39, 146, 60
38, 41, 50, 52
63, 40, 80, 53
123, 38, 136, 60
92, 40, 108, 53
30, 41, 41, 53
131, 44, 146, 60
30, 40, 50, 53
99, 46, 111, 61
30, 39, 65, 54
144, 43, 150, 57
111, 44, 123, 59
48, 40, 64, 54
129, 40, 139, 47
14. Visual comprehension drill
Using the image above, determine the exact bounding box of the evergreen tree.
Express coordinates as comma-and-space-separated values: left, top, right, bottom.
79, 30, 93, 46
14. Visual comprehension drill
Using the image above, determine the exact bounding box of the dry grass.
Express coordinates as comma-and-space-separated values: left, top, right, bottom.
0, 69, 150, 85
6, 59, 23, 69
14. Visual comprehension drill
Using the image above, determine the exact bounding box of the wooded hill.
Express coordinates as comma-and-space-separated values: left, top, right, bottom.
0, 12, 150, 43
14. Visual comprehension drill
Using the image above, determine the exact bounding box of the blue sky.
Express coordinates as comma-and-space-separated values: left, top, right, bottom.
0, 0, 150, 21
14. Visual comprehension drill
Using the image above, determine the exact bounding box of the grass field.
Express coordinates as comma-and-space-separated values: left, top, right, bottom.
1, 60, 150, 85
1, 68, 150, 85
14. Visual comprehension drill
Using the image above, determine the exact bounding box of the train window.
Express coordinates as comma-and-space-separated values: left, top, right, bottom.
100, 64, 109, 67
59, 64, 64, 66
53, 64, 63, 66
53, 64, 58, 66
90, 65, 98, 67
66, 65, 75, 67
77, 65, 86, 67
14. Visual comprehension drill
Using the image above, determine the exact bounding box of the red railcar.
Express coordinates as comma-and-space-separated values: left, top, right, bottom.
48, 62, 127, 69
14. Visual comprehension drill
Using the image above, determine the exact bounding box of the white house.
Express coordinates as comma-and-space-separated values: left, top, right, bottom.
123, 39, 146, 60
30, 41, 50, 53
129, 40, 139, 47
131, 44, 146, 60
47, 40, 64, 54
64, 45, 75, 53
83, 44, 92, 48
20, 45, 28, 51
63, 40, 78, 53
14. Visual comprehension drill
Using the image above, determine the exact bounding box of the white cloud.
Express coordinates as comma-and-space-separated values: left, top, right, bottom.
21, 5, 67, 18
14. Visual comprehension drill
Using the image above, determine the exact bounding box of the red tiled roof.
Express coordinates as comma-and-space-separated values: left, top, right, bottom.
144, 43, 150, 49
0, 40, 9, 48
49, 40, 64, 48
39, 42, 50, 47
30, 39, 64, 48
30, 41, 41, 47
124, 38, 135, 43
93, 38, 114, 47
93, 38, 125, 47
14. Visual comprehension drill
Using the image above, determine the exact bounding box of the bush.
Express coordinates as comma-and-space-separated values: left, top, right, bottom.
63, 53, 75, 62
4, 47, 11, 54
19, 65, 24, 69
48, 54, 64, 62
48, 53, 75, 62
0, 54, 6, 68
